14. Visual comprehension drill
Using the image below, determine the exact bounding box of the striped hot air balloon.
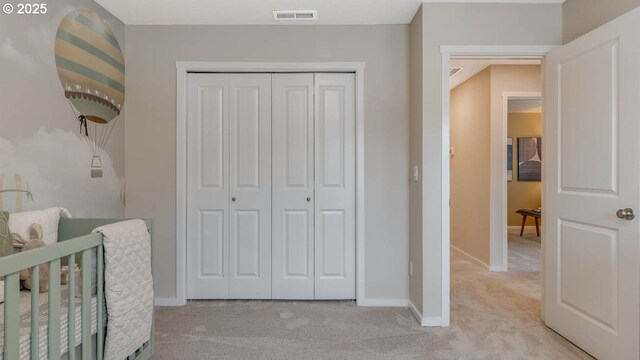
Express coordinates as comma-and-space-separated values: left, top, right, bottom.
55, 10, 125, 178
0, 172, 33, 213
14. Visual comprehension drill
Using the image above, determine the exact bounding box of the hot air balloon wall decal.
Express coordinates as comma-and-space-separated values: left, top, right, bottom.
54, 10, 125, 178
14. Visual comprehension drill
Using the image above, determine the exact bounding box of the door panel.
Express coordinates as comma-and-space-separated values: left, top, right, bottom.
545, 8, 640, 359
199, 210, 225, 277
559, 40, 617, 195
317, 210, 346, 277
235, 87, 261, 188
272, 74, 315, 299
319, 88, 345, 188
233, 210, 261, 277
186, 74, 230, 299
558, 220, 618, 331
314, 73, 356, 300
229, 74, 272, 299
199, 87, 225, 188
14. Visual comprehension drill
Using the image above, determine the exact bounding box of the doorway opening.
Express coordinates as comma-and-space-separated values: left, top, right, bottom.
447, 56, 546, 327
441, 12, 640, 356
505, 96, 542, 274
448, 57, 543, 271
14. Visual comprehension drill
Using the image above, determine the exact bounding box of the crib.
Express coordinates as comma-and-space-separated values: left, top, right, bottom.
0, 218, 154, 359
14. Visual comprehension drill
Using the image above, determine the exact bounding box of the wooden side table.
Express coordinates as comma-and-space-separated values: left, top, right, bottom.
515, 209, 541, 237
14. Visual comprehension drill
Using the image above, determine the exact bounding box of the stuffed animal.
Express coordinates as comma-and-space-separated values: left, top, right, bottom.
11, 223, 71, 292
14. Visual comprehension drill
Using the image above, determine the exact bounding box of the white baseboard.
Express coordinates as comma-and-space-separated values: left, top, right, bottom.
409, 300, 444, 327
155, 297, 179, 306
357, 298, 409, 307
489, 265, 508, 272
158, 297, 407, 307
450, 245, 489, 270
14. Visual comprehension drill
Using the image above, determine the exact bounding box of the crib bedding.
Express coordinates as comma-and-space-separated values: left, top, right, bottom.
0, 285, 100, 360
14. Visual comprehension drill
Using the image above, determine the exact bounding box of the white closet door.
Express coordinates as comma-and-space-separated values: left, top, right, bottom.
186, 73, 230, 299
229, 74, 272, 298
272, 74, 315, 299
314, 73, 356, 299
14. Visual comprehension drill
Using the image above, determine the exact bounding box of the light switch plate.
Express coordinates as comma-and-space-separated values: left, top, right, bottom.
413, 165, 419, 182
409, 260, 414, 276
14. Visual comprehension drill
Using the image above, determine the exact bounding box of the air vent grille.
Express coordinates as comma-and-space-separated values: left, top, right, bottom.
273, 10, 318, 21
450, 67, 463, 77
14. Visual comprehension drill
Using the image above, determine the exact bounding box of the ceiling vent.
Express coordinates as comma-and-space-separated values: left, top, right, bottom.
450, 67, 463, 77
273, 10, 318, 21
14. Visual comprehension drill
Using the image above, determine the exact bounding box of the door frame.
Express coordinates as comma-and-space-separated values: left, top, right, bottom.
175, 62, 366, 306
500, 91, 542, 271
440, 46, 554, 323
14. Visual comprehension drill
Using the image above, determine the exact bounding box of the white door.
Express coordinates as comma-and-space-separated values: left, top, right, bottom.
186, 73, 230, 299
314, 73, 356, 299
272, 74, 315, 299
544, 8, 640, 359
229, 74, 272, 298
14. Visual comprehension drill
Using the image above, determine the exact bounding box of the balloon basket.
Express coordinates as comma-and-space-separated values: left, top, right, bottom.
91, 156, 103, 178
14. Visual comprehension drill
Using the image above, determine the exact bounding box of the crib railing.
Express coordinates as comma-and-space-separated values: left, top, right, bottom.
0, 218, 154, 360
0, 232, 103, 359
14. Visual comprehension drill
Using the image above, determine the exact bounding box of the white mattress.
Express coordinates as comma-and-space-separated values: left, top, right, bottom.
0, 285, 100, 360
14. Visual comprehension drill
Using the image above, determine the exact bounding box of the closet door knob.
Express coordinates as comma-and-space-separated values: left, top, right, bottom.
306, 197, 311, 202
232, 197, 237, 202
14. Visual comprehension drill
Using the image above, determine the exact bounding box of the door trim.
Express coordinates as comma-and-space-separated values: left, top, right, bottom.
438, 46, 555, 326
175, 62, 366, 306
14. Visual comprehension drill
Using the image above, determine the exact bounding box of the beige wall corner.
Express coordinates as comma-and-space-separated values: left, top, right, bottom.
450, 67, 492, 266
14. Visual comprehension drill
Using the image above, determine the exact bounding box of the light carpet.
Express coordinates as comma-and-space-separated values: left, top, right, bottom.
153, 236, 592, 359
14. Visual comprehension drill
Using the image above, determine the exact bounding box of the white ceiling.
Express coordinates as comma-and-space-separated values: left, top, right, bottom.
95, 0, 565, 25
449, 58, 542, 89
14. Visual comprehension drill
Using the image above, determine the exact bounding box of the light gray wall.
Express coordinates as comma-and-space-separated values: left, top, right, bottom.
409, 7, 424, 314
563, 0, 640, 43
0, 0, 125, 217
125, 25, 411, 302
419, 3, 562, 319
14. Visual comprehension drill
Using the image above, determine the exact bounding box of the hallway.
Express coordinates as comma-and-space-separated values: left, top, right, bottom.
449, 235, 591, 359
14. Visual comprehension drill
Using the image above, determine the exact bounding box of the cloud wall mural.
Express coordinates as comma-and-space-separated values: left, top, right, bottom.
0, 128, 123, 216
0, 1, 125, 216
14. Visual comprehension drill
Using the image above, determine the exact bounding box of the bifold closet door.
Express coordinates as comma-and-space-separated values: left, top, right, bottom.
314, 73, 356, 299
229, 74, 272, 298
272, 74, 315, 299
186, 73, 272, 299
186, 73, 230, 299
187, 72, 354, 300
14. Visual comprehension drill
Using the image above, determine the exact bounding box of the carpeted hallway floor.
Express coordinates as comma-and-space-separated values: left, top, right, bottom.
153, 235, 593, 359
